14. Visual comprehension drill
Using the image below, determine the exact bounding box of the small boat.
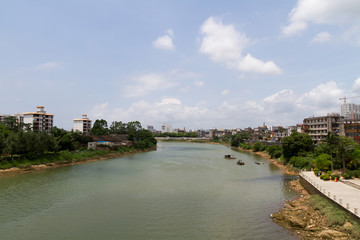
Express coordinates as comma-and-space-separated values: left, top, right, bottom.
237, 160, 245, 165
224, 154, 236, 159
254, 162, 261, 165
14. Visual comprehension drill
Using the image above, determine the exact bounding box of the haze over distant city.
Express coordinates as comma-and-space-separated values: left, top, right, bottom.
1, 0, 360, 130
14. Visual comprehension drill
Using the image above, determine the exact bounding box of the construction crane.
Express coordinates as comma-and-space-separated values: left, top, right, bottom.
339, 96, 360, 103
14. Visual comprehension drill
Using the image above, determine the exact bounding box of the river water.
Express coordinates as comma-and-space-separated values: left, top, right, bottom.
0, 142, 298, 240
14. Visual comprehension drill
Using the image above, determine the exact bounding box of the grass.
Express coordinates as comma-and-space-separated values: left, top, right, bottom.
309, 194, 360, 237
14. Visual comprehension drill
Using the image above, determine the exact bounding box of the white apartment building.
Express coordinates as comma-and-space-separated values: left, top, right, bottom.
161, 123, 173, 133
23, 106, 54, 133
73, 114, 92, 135
341, 102, 360, 120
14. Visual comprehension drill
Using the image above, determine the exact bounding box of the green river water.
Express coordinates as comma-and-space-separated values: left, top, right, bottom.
0, 142, 298, 240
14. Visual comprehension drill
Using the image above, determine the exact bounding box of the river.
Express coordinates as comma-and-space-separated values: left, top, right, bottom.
0, 142, 298, 240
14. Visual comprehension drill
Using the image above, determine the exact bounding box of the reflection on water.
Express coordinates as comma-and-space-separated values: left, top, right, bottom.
0, 142, 298, 240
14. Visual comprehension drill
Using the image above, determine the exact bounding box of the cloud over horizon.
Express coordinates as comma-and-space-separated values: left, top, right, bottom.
199, 17, 282, 75
282, 0, 360, 38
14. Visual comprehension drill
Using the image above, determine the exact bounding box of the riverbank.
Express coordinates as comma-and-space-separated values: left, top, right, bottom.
271, 179, 360, 239
0, 147, 156, 176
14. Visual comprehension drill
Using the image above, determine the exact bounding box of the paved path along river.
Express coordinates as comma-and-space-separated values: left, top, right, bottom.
300, 171, 360, 218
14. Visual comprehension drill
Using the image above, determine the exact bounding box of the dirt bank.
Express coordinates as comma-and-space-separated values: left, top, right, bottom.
271, 180, 358, 239
0, 148, 155, 176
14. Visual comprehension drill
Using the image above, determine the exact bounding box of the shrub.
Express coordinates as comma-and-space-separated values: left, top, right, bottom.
330, 174, 340, 180
349, 170, 360, 178
289, 156, 313, 169
253, 142, 265, 152
320, 174, 331, 181
267, 145, 283, 158
342, 172, 352, 179
314, 168, 320, 176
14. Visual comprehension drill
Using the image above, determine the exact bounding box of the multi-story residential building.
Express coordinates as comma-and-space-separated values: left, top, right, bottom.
303, 113, 345, 143
73, 114, 92, 135
341, 102, 360, 120
23, 106, 54, 133
344, 119, 360, 144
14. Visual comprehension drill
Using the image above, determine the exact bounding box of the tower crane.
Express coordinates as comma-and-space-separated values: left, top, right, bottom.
339, 96, 360, 103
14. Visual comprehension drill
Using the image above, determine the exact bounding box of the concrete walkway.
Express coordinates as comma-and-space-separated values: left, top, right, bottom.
300, 171, 360, 219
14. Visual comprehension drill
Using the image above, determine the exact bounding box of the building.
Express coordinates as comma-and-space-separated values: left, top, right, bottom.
23, 106, 54, 133
0, 113, 23, 124
344, 119, 360, 144
73, 114, 92, 135
341, 102, 360, 120
161, 123, 173, 133
303, 113, 345, 143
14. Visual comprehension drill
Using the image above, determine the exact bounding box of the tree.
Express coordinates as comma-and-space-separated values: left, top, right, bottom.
282, 132, 314, 161
325, 132, 340, 171
58, 133, 75, 151
90, 119, 109, 135
231, 132, 250, 147
313, 153, 332, 171
109, 121, 127, 134
336, 136, 356, 172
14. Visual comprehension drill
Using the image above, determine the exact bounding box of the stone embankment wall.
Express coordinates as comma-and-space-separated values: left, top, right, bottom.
299, 172, 360, 221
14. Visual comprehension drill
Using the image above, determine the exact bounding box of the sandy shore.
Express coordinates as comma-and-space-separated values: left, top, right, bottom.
0, 148, 155, 176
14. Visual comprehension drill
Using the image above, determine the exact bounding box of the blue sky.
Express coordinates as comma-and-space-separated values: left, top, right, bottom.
1, 0, 360, 130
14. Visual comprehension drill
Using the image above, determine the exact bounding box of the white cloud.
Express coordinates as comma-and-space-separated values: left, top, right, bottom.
34, 61, 63, 70
91, 79, 357, 129
311, 31, 332, 43
153, 29, 175, 51
158, 98, 181, 105
237, 54, 282, 74
89, 103, 109, 119
282, 0, 360, 37
123, 73, 177, 97
199, 17, 281, 75
351, 77, 360, 93
221, 89, 229, 95
194, 81, 204, 87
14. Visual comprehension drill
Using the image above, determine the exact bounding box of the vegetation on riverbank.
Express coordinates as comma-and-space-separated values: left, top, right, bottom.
231, 131, 360, 177
0, 117, 157, 171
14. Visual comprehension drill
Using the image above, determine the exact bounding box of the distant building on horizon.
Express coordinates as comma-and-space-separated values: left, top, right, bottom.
23, 106, 54, 133
161, 123, 173, 133
341, 102, 360, 120
73, 114, 92, 135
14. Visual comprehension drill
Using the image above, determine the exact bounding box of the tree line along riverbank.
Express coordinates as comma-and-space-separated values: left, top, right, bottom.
0, 118, 157, 173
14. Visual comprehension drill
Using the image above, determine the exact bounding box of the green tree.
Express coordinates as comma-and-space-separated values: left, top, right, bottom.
109, 121, 127, 134
282, 132, 314, 162
58, 133, 75, 151
336, 136, 357, 172
90, 119, 109, 135
266, 145, 283, 159
313, 153, 332, 171
231, 132, 250, 147
325, 132, 340, 171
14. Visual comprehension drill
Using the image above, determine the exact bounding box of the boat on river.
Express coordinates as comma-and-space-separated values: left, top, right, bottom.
224, 154, 236, 159
237, 160, 245, 165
